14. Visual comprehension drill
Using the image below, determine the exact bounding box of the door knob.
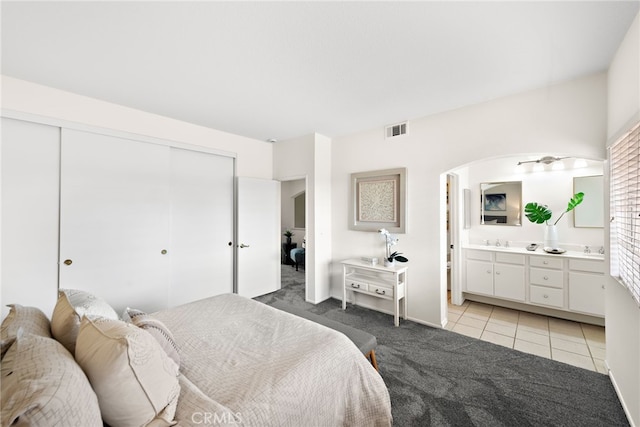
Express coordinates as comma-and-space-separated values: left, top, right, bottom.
63, 259, 72, 266
161, 249, 167, 255
239, 243, 250, 248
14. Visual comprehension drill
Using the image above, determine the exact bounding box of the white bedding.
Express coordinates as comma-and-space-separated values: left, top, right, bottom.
152, 293, 392, 426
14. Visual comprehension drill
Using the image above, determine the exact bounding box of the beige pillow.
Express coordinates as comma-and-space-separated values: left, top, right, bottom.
51, 289, 118, 355
75, 316, 180, 427
1, 332, 102, 427
1, 304, 52, 359
1, 304, 51, 340
127, 308, 181, 367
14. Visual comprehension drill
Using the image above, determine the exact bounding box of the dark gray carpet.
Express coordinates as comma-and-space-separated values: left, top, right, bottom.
254, 266, 629, 426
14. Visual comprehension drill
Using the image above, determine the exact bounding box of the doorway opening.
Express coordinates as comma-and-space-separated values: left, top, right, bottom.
279, 177, 308, 303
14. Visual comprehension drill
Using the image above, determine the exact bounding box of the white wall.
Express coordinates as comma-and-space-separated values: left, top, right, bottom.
273, 133, 332, 303
331, 73, 607, 328
606, 12, 640, 427
1, 76, 273, 178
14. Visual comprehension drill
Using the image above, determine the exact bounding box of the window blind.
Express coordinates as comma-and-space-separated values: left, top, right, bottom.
609, 120, 640, 306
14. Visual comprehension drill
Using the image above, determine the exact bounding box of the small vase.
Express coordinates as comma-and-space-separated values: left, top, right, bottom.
286, 237, 292, 245
384, 259, 395, 268
544, 225, 559, 249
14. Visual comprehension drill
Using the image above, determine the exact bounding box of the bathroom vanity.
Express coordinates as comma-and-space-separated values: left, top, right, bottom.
462, 245, 605, 323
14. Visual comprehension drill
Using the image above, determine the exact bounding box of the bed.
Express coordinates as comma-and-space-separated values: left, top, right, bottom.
1, 291, 392, 427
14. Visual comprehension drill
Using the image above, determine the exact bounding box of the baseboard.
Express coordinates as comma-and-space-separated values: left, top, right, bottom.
608, 366, 637, 427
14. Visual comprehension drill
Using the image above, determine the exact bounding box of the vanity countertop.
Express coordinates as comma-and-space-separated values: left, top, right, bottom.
463, 244, 605, 261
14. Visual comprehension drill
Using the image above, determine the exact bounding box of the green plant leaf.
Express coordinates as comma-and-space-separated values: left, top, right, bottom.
566, 192, 584, 212
524, 202, 552, 224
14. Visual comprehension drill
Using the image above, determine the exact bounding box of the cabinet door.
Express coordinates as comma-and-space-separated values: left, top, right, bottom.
1, 118, 60, 318
494, 263, 525, 301
168, 148, 234, 306
59, 129, 171, 313
568, 272, 605, 317
465, 260, 494, 295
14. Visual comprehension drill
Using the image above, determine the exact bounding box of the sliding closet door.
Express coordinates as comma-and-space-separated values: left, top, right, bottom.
59, 129, 171, 313
168, 148, 234, 306
1, 118, 60, 318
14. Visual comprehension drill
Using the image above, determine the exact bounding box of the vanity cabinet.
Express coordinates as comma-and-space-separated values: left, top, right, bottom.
463, 247, 605, 319
465, 250, 525, 302
568, 259, 605, 317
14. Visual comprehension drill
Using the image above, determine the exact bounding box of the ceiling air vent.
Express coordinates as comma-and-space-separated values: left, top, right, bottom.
385, 122, 408, 138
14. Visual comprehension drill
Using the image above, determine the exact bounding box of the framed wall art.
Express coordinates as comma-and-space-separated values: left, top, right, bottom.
349, 167, 406, 233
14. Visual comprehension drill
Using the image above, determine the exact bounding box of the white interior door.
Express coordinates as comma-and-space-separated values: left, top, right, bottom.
1, 118, 60, 318
59, 129, 171, 313
168, 148, 234, 306
237, 177, 280, 298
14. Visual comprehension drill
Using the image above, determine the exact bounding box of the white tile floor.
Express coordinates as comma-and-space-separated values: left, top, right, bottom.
447, 297, 607, 373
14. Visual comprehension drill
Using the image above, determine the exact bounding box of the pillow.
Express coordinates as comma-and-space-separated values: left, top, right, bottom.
75, 316, 180, 427
1, 331, 102, 427
126, 308, 181, 367
1, 304, 51, 359
1, 304, 51, 340
51, 289, 118, 355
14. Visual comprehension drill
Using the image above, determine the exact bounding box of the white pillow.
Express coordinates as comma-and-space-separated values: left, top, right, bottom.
1, 304, 52, 359
1, 332, 102, 427
126, 308, 181, 368
51, 289, 118, 355
75, 316, 180, 427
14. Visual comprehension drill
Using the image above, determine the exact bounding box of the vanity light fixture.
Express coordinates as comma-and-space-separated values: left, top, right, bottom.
516, 155, 569, 167
516, 155, 571, 172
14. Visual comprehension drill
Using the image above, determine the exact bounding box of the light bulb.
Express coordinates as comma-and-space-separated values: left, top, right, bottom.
573, 159, 587, 168
533, 163, 544, 172
551, 160, 565, 171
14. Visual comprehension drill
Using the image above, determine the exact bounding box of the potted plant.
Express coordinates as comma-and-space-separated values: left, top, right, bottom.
524, 192, 584, 250
378, 228, 409, 267
283, 230, 294, 245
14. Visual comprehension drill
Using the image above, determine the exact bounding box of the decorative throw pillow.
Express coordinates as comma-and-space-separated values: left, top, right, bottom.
1, 304, 52, 359
51, 289, 118, 355
1, 304, 51, 340
75, 316, 180, 427
126, 308, 181, 367
1, 331, 102, 427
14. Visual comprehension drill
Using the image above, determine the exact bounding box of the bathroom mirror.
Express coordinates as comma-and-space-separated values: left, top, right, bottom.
480, 181, 522, 226
574, 175, 604, 228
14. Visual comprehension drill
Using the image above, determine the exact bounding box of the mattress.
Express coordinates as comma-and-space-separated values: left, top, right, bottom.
152, 293, 392, 426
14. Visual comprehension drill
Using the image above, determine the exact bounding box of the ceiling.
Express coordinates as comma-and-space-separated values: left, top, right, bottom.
2, 1, 638, 142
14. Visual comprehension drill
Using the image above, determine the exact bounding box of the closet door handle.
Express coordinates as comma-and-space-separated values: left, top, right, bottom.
239, 243, 250, 248
63, 259, 73, 266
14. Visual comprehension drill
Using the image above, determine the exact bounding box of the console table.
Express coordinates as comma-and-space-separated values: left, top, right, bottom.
282, 242, 297, 265
341, 259, 408, 327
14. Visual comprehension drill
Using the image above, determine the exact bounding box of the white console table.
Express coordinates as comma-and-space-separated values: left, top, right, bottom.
341, 259, 408, 327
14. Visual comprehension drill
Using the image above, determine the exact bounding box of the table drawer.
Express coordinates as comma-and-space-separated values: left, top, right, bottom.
530, 268, 564, 288
530, 285, 564, 308
346, 280, 368, 292
369, 285, 394, 298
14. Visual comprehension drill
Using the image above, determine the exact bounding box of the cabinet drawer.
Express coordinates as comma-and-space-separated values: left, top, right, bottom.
569, 259, 604, 274
530, 268, 564, 288
346, 280, 368, 292
495, 252, 525, 265
466, 249, 492, 261
369, 285, 393, 298
530, 256, 563, 269
530, 285, 564, 308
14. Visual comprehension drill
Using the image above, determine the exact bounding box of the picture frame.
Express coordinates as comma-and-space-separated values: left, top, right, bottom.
349, 167, 406, 233
483, 193, 506, 211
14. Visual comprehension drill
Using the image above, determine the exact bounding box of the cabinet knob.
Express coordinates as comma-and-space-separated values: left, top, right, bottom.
351, 283, 360, 289
487, 270, 492, 274
543, 260, 549, 265
496, 271, 501, 275
543, 276, 549, 280
63, 259, 72, 266
601, 285, 605, 289
375, 289, 386, 295
543, 294, 549, 299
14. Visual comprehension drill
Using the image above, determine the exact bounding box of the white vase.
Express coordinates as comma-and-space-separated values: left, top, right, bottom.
384, 259, 395, 268
544, 225, 559, 249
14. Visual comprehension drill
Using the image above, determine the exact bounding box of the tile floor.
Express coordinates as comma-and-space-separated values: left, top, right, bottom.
447, 297, 607, 373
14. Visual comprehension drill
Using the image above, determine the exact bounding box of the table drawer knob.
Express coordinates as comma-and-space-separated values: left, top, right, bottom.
543, 276, 549, 280
375, 289, 386, 295
351, 283, 360, 289
543, 294, 549, 299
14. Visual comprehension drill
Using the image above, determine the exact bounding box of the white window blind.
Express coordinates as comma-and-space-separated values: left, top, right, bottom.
609, 120, 640, 306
